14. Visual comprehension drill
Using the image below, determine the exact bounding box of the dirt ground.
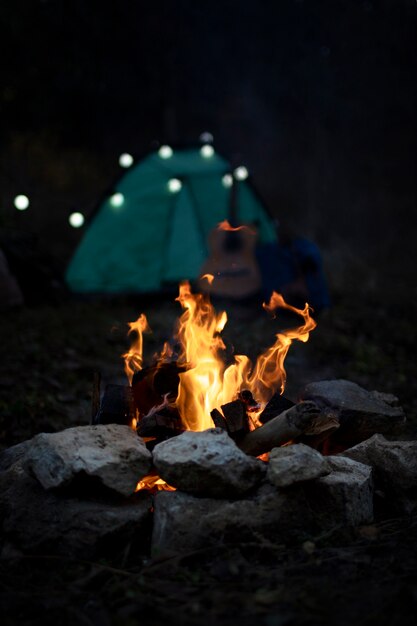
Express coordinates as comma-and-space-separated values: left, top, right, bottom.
1, 288, 417, 625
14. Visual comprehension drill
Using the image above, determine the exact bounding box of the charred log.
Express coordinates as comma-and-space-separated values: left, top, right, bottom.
210, 408, 228, 431
93, 384, 135, 426
258, 392, 295, 424
220, 400, 251, 441
238, 401, 339, 457
137, 405, 183, 441
132, 362, 186, 416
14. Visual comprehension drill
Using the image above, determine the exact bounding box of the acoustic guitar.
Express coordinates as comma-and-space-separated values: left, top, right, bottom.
198, 176, 261, 299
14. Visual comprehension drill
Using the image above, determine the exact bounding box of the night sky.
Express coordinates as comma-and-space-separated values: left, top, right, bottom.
1, 0, 416, 294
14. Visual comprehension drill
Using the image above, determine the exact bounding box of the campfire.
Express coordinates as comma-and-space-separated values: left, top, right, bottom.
119, 280, 327, 490
0, 281, 410, 562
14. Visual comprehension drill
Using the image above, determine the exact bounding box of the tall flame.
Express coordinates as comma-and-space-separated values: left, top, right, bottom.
123, 283, 317, 430
246, 292, 317, 399
123, 313, 150, 384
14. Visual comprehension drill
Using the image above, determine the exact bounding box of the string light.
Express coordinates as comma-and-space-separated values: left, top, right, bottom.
110, 192, 125, 207
200, 144, 214, 158
168, 178, 182, 193
14, 195, 29, 210
158, 145, 173, 159
119, 153, 134, 168
222, 174, 233, 188
69, 212, 85, 228
234, 166, 249, 181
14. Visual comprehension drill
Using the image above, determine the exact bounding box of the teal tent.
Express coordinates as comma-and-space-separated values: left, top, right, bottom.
66, 146, 277, 293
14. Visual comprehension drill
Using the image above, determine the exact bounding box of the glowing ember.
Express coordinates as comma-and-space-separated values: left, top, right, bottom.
135, 474, 176, 493
123, 282, 317, 431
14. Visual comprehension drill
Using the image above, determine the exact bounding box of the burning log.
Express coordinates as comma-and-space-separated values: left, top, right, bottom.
220, 400, 250, 440
131, 362, 186, 416
258, 392, 295, 424
209, 399, 251, 442
210, 408, 228, 430
238, 401, 339, 457
137, 405, 184, 448
93, 384, 136, 426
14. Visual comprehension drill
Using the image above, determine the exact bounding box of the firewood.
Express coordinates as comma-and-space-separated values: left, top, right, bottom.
258, 392, 295, 424
131, 362, 186, 416
296, 411, 341, 450
93, 384, 136, 426
220, 399, 250, 441
210, 408, 228, 430
238, 401, 339, 457
137, 406, 183, 438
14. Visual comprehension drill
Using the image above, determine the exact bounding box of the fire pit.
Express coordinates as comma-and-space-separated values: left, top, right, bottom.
0, 284, 412, 561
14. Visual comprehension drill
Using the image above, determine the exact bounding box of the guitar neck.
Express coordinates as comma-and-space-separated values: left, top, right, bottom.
228, 177, 239, 227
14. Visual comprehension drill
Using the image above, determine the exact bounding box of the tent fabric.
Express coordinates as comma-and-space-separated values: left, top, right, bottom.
66, 147, 277, 294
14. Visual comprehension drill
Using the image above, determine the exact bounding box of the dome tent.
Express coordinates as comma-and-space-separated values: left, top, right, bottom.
65, 146, 277, 294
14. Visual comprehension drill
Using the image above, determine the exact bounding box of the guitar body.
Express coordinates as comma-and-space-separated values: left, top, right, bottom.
198, 226, 261, 299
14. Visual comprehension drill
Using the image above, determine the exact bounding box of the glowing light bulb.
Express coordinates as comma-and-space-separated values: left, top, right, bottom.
119, 153, 134, 168
168, 178, 182, 193
222, 174, 233, 188
110, 192, 125, 207
234, 166, 249, 181
158, 145, 173, 159
200, 144, 214, 158
69, 212, 85, 228
14, 195, 29, 210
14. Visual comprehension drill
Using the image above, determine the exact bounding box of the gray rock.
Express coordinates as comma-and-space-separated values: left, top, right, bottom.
0, 461, 152, 558
308, 456, 373, 526
301, 379, 406, 445
152, 457, 374, 555
0, 440, 31, 471
267, 443, 331, 487
151, 482, 314, 555
341, 434, 417, 513
26, 424, 152, 497
152, 428, 264, 497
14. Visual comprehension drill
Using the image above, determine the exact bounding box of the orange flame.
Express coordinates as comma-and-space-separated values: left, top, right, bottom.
124, 284, 316, 431
122, 313, 151, 384
245, 292, 317, 400
200, 273, 215, 285
135, 475, 176, 493
217, 220, 257, 235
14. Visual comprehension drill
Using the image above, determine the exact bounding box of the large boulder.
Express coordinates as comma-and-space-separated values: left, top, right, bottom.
25, 424, 152, 497
301, 379, 406, 445
267, 443, 331, 488
152, 428, 265, 497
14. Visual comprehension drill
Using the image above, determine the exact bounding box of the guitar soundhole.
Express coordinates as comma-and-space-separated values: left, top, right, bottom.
224, 230, 243, 252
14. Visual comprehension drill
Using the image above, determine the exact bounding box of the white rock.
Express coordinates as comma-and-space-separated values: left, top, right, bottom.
267, 443, 331, 487
153, 428, 265, 497
26, 424, 152, 497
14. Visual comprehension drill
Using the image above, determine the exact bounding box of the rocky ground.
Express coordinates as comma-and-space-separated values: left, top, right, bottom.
1, 288, 417, 625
